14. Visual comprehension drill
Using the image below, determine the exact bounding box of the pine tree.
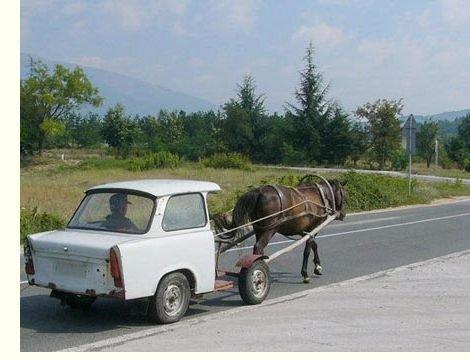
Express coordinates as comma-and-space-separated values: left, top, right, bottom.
287, 42, 331, 164
222, 74, 266, 158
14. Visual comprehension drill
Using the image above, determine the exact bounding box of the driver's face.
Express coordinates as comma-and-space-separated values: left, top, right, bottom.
112, 202, 128, 216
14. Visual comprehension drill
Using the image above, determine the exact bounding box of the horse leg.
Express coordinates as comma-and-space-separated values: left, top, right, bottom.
301, 238, 312, 283
310, 237, 323, 275
253, 229, 276, 255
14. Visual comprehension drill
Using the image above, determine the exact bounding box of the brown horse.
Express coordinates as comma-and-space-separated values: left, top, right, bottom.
218, 176, 347, 283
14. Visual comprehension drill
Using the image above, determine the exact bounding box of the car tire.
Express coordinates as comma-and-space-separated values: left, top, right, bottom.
66, 294, 96, 310
238, 260, 271, 305
148, 272, 190, 324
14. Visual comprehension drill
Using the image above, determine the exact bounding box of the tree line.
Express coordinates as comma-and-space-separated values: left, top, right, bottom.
20, 44, 469, 171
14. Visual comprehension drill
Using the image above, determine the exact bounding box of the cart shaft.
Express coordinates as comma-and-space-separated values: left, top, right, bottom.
266, 213, 338, 264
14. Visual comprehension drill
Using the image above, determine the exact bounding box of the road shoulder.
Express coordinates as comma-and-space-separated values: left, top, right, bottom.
64, 249, 470, 351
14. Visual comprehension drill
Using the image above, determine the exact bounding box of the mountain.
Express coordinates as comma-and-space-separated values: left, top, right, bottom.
401, 109, 470, 123
20, 53, 217, 116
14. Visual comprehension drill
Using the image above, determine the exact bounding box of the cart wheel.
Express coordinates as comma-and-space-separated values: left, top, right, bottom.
238, 260, 271, 305
148, 272, 190, 324
66, 294, 96, 310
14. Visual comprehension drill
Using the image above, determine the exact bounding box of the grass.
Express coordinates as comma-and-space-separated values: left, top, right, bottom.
20, 154, 470, 243
411, 162, 470, 180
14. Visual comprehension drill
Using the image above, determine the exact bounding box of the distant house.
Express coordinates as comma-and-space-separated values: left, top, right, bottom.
401, 114, 418, 155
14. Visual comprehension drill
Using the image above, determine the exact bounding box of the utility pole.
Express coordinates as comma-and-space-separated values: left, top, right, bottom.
435, 139, 439, 168
406, 114, 416, 196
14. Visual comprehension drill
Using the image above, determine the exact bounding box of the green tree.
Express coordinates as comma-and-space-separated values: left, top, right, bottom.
222, 74, 266, 158
136, 115, 165, 152
65, 112, 103, 148
259, 113, 300, 164
102, 104, 140, 158
446, 114, 470, 170
349, 121, 369, 166
181, 111, 225, 160
457, 114, 470, 148
20, 58, 102, 154
355, 99, 403, 170
417, 120, 439, 168
321, 106, 353, 165
159, 110, 186, 154
287, 42, 331, 164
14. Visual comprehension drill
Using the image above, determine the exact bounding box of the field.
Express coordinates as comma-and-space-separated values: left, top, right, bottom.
21, 151, 470, 242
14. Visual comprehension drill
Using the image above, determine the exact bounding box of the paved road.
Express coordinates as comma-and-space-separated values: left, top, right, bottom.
265, 165, 470, 185
20, 199, 470, 351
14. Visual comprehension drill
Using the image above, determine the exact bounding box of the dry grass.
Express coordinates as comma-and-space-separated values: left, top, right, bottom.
21, 153, 470, 222
21, 162, 304, 218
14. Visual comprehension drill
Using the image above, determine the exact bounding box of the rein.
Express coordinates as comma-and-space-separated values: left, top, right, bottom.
214, 183, 336, 238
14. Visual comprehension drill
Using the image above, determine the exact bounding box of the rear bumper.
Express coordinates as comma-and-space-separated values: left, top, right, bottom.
29, 277, 125, 298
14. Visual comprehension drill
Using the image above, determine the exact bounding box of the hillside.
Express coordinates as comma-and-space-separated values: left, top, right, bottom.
20, 53, 217, 115
401, 109, 470, 123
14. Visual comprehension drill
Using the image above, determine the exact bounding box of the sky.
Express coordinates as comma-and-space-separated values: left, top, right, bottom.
21, 0, 470, 115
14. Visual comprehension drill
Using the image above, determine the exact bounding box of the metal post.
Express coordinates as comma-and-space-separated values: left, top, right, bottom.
408, 115, 412, 196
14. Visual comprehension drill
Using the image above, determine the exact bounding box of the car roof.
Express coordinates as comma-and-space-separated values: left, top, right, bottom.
87, 179, 221, 197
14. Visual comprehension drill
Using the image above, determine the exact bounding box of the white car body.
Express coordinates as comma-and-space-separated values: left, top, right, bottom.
25, 179, 221, 300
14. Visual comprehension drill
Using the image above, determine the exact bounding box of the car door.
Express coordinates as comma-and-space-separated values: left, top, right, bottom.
118, 192, 215, 300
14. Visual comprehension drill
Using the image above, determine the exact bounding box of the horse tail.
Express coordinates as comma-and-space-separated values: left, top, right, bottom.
232, 188, 260, 227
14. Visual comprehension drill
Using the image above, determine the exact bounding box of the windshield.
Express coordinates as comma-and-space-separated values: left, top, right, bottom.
68, 191, 156, 234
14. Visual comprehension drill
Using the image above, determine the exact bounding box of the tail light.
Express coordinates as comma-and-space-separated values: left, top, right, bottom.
24, 241, 35, 275
110, 248, 123, 288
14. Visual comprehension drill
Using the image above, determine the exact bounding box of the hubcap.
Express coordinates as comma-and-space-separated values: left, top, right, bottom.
252, 269, 268, 298
163, 284, 183, 316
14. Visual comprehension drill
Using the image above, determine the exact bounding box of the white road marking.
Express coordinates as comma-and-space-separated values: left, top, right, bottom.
323, 216, 400, 227
226, 212, 470, 253
19, 212, 470, 283
60, 249, 470, 352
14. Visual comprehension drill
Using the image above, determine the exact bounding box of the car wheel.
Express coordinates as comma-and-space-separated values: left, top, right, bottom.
148, 272, 190, 324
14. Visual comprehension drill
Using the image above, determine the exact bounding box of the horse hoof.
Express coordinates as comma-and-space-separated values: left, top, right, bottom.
303, 277, 310, 284
314, 265, 323, 275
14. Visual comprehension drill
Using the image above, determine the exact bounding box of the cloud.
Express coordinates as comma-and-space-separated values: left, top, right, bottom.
209, 0, 263, 32
357, 39, 395, 66
292, 23, 347, 47
439, 0, 470, 27
100, 0, 189, 33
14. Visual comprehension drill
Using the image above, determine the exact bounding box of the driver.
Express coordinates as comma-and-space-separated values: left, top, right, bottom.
104, 193, 139, 232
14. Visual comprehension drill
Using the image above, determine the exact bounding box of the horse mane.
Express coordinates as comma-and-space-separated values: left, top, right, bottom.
232, 188, 260, 227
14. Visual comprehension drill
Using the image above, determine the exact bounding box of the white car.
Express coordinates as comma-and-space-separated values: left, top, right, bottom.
24, 179, 272, 324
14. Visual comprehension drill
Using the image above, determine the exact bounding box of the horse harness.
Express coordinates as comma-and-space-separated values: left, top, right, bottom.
254, 180, 336, 231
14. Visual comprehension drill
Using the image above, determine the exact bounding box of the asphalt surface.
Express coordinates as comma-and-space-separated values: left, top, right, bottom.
20, 199, 470, 352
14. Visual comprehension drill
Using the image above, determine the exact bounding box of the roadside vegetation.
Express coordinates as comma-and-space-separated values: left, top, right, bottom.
20, 155, 470, 243
20, 45, 469, 243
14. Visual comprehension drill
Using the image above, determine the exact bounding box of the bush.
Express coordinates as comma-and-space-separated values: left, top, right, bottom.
339, 171, 425, 211
202, 153, 253, 171
21, 207, 66, 244
390, 149, 408, 171
465, 159, 470, 172
127, 151, 181, 171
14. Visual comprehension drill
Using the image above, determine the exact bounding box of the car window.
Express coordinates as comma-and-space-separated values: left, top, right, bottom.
68, 192, 155, 234
162, 193, 207, 231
